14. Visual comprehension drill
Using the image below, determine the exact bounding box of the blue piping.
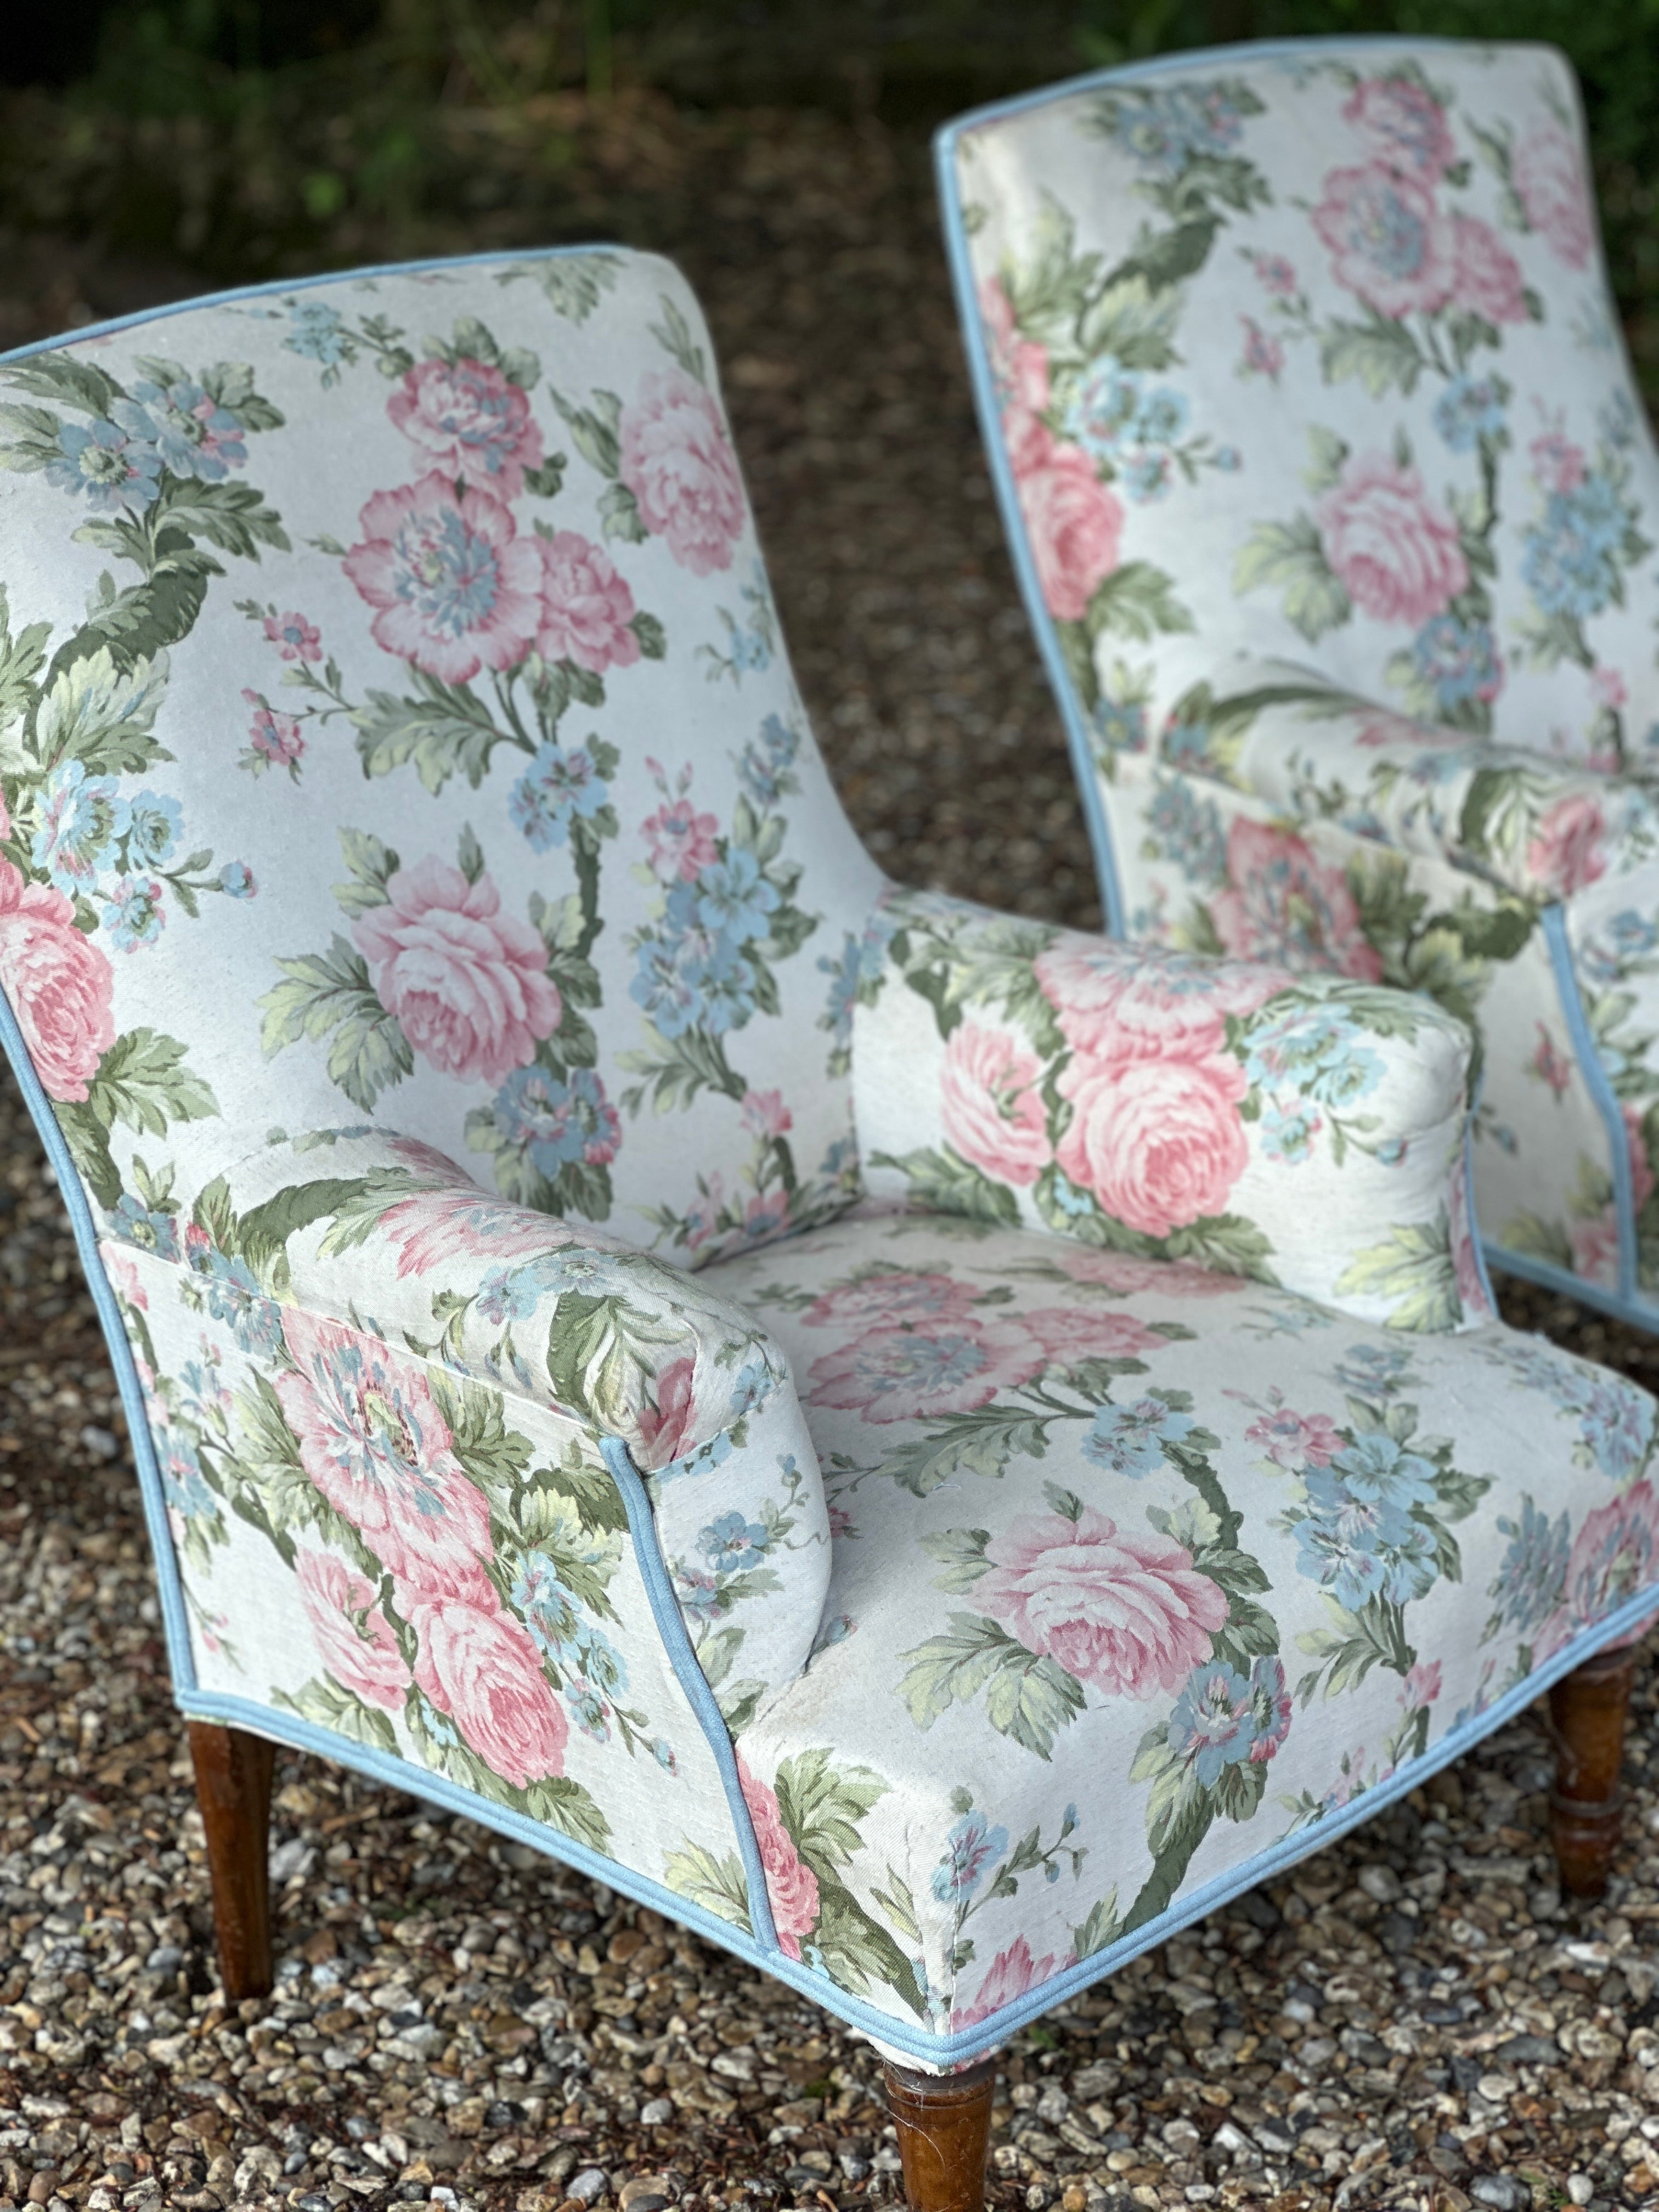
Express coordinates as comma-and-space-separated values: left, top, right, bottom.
598, 1435, 781, 1954
1543, 904, 1638, 1307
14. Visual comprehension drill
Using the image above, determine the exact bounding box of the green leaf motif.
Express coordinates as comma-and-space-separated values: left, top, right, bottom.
1085, 560, 1195, 644
350, 675, 505, 794
1334, 1209, 1460, 1332
78, 1027, 218, 1139
502, 252, 624, 325
1232, 516, 1351, 643
259, 935, 414, 1113
876, 1405, 1053, 1498
899, 1613, 1085, 1758
518, 1775, 611, 1852
34, 646, 171, 775
333, 827, 400, 917
273, 1674, 398, 1756
868, 1145, 1020, 1229
918, 1526, 994, 1592
1077, 275, 1181, 370
1319, 313, 1426, 399
662, 1841, 753, 1929
774, 1747, 889, 1877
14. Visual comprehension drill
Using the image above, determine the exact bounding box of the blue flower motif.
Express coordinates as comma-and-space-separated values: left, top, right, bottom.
1522, 479, 1626, 619
285, 299, 352, 366
510, 743, 608, 851
1064, 358, 1142, 460
513, 1551, 584, 1658
1166, 1661, 1256, 1786
1243, 1008, 1381, 1110
736, 713, 800, 805
699, 1511, 769, 1573
32, 760, 123, 893
1294, 1468, 1438, 1610
1432, 375, 1506, 453
1331, 1342, 1414, 1398
1092, 696, 1150, 756
1329, 1430, 1438, 1513
158, 1426, 215, 1522
696, 847, 779, 947
45, 404, 163, 510
1259, 1100, 1321, 1165
102, 876, 165, 952
1579, 907, 1659, 986
1410, 615, 1503, 712
1214, 444, 1242, 472
129, 376, 247, 482
931, 1810, 1009, 1904
1082, 1396, 1197, 1478
1099, 83, 1247, 175
729, 1362, 772, 1419
219, 860, 257, 899
493, 1065, 621, 1177
106, 1194, 180, 1261
1121, 448, 1174, 503
1142, 775, 1224, 887
1488, 1497, 1570, 1636
121, 791, 182, 869
1135, 387, 1189, 445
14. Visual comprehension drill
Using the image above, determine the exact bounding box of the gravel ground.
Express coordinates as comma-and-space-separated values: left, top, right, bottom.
3, 96, 1659, 2212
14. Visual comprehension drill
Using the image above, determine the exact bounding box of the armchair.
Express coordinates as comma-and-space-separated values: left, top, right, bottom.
3, 249, 1657, 2210
938, 36, 1659, 1328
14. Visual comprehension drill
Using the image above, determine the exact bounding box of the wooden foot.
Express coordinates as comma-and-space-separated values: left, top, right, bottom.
1548, 1643, 1637, 1899
188, 1721, 277, 2000
883, 2057, 996, 2212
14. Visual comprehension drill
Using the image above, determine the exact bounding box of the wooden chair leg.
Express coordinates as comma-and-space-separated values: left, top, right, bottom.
188, 1720, 278, 2000
883, 2056, 996, 2212
1548, 1643, 1638, 1899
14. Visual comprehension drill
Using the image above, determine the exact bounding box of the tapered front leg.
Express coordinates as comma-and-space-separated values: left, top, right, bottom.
188, 1721, 278, 2000
1548, 1643, 1638, 1898
883, 2057, 996, 2212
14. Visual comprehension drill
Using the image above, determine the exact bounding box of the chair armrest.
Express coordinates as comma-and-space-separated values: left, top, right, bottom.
168, 1126, 828, 1723
850, 887, 1491, 1331
1164, 652, 1659, 905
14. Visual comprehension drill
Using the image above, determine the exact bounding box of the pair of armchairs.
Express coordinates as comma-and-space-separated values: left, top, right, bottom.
0, 40, 1654, 2212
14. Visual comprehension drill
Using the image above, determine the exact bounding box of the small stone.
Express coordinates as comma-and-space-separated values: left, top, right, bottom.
1357, 1863, 1402, 1904
639, 2101, 672, 2126
1469, 2179, 1526, 2210
567, 2174, 608, 2207
1568, 2181, 1595, 2207
619, 2180, 672, 2212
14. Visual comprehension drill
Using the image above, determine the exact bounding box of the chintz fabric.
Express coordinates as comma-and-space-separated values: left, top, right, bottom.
1, 245, 1655, 2069
943, 40, 1659, 1318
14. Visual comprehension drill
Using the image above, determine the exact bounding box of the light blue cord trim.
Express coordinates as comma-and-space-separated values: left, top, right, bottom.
1483, 1242, 1659, 1329
1543, 904, 1637, 1307
597, 1434, 780, 1953
0, 244, 633, 369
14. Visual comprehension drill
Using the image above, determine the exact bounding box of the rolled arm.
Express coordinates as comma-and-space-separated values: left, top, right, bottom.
170, 1125, 830, 1719
1163, 652, 1659, 905
851, 885, 1491, 1331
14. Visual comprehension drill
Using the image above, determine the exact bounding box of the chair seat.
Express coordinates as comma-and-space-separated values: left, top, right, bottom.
709, 1209, 1657, 2042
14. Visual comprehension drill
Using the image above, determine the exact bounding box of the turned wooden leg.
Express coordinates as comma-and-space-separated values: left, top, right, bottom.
188, 1721, 277, 2000
1548, 1643, 1638, 1899
883, 2057, 996, 2212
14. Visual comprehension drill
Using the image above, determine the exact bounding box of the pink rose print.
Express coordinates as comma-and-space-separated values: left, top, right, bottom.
1525, 792, 1607, 899
275, 1310, 494, 1597
637, 1355, 700, 1466
262, 610, 321, 662
343, 473, 541, 685
1343, 75, 1456, 179
1311, 162, 1455, 320
101, 1248, 149, 1310
1056, 1052, 1249, 1240
808, 1314, 1042, 1423
803, 1270, 981, 1331
1008, 417, 1122, 623
408, 1590, 568, 1787
354, 856, 561, 1085
387, 357, 545, 499
1245, 1405, 1343, 1472
952, 1936, 1069, 2031
1531, 429, 1587, 496
242, 689, 305, 772
380, 1184, 579, 1278
641, 795, 719, 883
977, 1505, 1228, 1698
1238, 316, 1284, 382
1034, 938, 1289, 1063
533, 529, 641, 675
1316, 453, 1467, 627
1513, 122, 1594, 268
1056, 1249, 1243, 1299
981, 275, 1051, 425
1402, 1659, 1442, 1709
737, 1758, 820, 1960
1538, 1480, 1659, 1660
619, 368, 746, 575
296, 1545, 410, 1711
0, 859, 115, 1103
940, 1022, 1051, 1187
741, 1088, 793, 1139
1451, 216, 1530, 326
1019, 1306, 1167, 1364
1212, 819, 1385, 981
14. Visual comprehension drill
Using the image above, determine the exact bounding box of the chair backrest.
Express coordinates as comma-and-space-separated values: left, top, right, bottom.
940, 39, 1659, 782
0, 250, 882, 1263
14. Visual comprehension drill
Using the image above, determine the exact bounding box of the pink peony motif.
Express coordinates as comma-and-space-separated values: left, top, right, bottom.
1245, 1406, 1343, 1472
1008, 417, 1123, 623
980, 275, 1051, 425
0, 859, 115, 1103
1238, 315, 1284, 382
808, 1313, 1043, 1423
408, 1590, 568, 1787
1311, 161, 1456, 319
387, 356, 545, 499
1056, 1051, 1250, 1240
275, 1309, 494, 1596
952, 1936, 1070, 2031
1316, 453, 1468, 627
533, 529, 641, 674
1538, 1480, 1659, 1659
619, 368, 746, 575
343, 472, 541, 685
1402, 1659, 1443, 1709
1211, 818, 1385, 981
1034, 937, 1289, 1063
262, 610, 321, 662
296, 1545, 410, 1711
1531, 430, 1587, 495
641, 795, 720, 883
741, 1088, 793, 1139
977, 1505, 1228, 1698
380, 1183, 575, 1278
1018, 1306, 1167, 1364
1524, 792, 1607, 899
803, 1270, 981, 1331
1053, 1249, 1244, 1299
354, 856, 561, 1085
737, 1758, 820, 1960
1513, 122, 1594, 268
637, 1355, 700, 1467
1343, 75, 1457, 179
682, 1176, 726, 1254
101, 1247, 149, 1310
1451, 215, 1530, 325
940, 1022, 1051, 1187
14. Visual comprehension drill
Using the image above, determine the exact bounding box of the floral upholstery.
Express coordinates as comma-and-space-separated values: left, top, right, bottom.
1, 246, 1655, 2071
941, 38, 1659, 1323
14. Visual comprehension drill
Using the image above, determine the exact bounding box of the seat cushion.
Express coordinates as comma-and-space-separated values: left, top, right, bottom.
701, 1210, 1658, 2049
